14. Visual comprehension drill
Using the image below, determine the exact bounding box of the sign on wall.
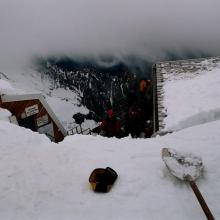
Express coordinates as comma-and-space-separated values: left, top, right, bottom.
25, 104, 39, 117
36, 114, 49, 127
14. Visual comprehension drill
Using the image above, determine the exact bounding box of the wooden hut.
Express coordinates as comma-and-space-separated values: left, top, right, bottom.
0, 93, 67, 142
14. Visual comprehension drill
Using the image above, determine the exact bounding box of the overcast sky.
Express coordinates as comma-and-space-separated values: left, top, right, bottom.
0, 0, 220, 70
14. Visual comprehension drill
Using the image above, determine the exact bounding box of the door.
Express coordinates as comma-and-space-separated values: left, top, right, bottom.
18, 115, 37, 131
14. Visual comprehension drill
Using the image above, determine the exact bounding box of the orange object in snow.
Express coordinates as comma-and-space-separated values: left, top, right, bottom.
89, 167, 118, 193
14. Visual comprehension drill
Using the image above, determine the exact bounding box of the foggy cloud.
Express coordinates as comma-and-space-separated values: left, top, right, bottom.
0, 0, 220, 70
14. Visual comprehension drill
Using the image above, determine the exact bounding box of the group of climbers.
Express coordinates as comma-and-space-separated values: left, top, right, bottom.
98, 79, 153, 138
124, 79, 152, 138
99, 109, 121, 138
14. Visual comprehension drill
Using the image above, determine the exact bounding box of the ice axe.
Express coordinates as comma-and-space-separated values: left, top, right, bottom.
161, 148, 215, 220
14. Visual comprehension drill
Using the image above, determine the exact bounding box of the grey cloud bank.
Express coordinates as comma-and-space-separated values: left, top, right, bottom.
0, 0, 220, 70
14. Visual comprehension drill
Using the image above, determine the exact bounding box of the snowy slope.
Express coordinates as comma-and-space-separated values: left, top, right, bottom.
1, 62, 220, 219
0, 68, 97, 131
163, 66, 220, 131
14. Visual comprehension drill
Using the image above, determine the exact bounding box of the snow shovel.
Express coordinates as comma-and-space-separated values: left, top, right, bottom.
161, 148, 214, 220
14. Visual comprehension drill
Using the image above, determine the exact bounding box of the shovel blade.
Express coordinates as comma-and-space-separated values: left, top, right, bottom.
162, 148, 203, 181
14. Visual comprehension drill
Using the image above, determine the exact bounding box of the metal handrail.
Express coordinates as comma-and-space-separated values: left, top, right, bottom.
67, 125, 93, 135
67, 125, 81, 135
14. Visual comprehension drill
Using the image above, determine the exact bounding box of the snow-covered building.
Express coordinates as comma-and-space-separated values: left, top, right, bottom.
153, 56, 220, 133
0, 93, 67, 142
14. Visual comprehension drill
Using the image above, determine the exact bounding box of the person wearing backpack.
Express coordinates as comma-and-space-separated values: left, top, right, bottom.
100, 109, 121, 138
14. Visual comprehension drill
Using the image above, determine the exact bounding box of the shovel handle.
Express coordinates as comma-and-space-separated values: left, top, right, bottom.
189, 181, 215, 220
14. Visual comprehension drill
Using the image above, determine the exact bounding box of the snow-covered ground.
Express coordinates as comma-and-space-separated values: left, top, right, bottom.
0, 65, 220, 219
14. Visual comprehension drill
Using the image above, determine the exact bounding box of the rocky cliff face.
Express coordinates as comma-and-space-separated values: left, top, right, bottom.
34, 57, 139, 122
